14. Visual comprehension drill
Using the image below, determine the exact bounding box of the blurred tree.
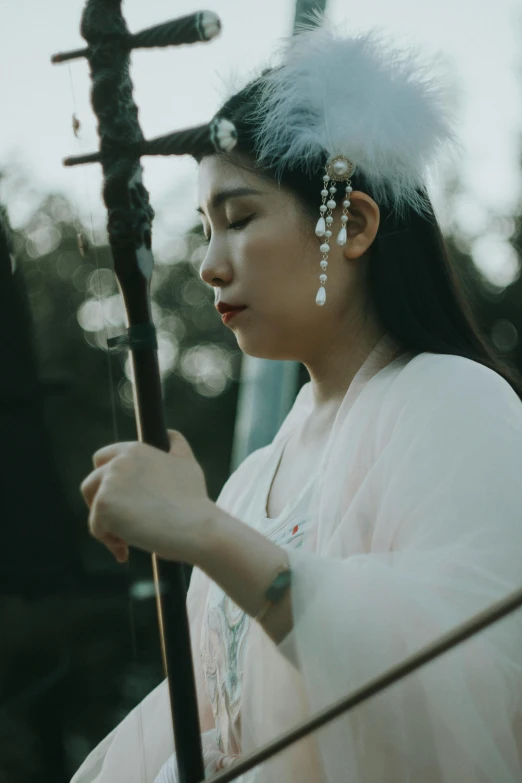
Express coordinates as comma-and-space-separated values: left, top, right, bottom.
0, 199, 76, 596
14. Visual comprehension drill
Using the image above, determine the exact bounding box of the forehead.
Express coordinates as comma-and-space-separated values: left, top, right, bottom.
197, 154, 266, 203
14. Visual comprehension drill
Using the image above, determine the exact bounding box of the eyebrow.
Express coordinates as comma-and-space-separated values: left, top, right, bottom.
196, 187, 264, 215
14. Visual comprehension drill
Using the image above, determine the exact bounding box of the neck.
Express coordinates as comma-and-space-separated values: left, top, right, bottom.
304, 323, 394, 413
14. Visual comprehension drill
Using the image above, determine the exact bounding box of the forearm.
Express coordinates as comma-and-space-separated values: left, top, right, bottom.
194, 501, 294, 645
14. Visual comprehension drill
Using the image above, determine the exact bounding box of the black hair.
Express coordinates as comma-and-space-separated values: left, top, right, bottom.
200, 75, 522, 400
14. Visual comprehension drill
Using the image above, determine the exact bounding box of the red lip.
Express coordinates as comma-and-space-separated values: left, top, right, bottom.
216, 302, 247, 314
221, 308, 247, 324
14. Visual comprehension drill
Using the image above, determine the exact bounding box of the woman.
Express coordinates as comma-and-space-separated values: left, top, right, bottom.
72, 20, 522, 783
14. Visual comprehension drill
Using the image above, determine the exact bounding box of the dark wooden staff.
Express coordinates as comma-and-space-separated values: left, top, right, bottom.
51, 5, 236, 782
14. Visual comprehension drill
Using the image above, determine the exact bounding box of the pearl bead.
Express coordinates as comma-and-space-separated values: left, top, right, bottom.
325, 216, 333, 225
326, 200, 336, 210
333, 159, 349, 176
323, 174, 330, 182
321, 189, 328, 197
319, 274, 327, 283
345, 185, 353, 193
343, 200, 351, 208
341, 215, 348, 223
329, 186, 337, 194
324, 230, 332, 238
315, 217, 326, 236
319, 205, 327, 213
320, 260, 328, 269
316, 286, 326, 306
319, 243, 330, 254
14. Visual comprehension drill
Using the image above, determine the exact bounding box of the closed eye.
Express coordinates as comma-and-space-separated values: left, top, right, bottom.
201, 214, 255, 245
228, 213, 255, 231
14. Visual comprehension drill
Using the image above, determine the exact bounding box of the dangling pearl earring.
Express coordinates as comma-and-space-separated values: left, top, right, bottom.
314, 155, 355, 307
314, 173, 336, 306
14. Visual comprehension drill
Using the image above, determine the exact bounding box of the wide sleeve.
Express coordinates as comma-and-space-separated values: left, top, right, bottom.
276, 358, 522, 782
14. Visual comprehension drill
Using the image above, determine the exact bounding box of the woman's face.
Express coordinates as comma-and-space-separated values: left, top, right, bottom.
197, 153, 379, 364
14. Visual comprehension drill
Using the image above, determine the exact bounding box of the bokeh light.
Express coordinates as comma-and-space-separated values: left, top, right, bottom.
471, 234, 521, 288
179, 344, 234, 398
491, 319, 519, 353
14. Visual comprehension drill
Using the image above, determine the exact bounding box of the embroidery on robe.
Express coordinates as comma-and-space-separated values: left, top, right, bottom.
200, 497, 311, 755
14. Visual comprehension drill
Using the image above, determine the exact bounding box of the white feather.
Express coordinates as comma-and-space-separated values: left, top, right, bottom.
248, 16, 462, 217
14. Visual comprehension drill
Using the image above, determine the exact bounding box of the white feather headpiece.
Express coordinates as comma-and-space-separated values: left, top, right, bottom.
247, 17, 461, 218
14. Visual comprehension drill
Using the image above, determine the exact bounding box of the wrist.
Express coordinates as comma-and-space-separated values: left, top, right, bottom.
188, 500, 231, 569
192, 504, 293, 642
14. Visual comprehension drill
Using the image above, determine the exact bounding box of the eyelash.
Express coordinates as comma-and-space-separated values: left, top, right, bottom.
202, 214, 255, 245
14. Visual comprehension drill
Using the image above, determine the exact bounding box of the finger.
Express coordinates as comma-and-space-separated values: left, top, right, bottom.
105, 533, 129, 563
80, 466, 105, 508
87, 505, 129, 561
93, 441, 136, 469
97, 532, 129, 563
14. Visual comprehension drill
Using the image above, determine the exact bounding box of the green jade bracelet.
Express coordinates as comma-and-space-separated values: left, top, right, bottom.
254, 564, 292, 624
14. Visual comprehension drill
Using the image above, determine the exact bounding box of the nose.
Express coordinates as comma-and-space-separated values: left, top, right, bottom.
199, 241, 231, 289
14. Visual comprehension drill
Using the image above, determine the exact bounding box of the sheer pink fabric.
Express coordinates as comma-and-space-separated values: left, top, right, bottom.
71, 333, 522, 782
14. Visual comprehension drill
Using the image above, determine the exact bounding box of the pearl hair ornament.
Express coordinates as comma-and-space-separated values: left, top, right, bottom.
314, 155, 355, 306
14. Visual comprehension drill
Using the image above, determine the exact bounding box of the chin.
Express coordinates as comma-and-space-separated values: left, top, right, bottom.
237, 340, 296, 363
234, 320, 300, 361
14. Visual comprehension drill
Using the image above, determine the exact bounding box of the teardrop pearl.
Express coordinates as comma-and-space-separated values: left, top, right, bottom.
315, 217, 326, 237
336, 226, 347, 246
316, 286, 326, 306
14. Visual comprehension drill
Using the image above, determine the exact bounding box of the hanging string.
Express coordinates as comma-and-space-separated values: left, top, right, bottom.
66, 62, 150, 782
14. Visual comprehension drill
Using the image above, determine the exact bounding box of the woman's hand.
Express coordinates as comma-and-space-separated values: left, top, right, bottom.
80, 430, 214, 564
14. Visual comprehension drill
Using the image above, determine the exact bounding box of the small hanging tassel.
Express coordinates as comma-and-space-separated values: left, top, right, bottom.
316, 286, 326, 306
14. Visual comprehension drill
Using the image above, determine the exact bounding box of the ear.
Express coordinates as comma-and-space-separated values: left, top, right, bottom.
341, 191, 380, 260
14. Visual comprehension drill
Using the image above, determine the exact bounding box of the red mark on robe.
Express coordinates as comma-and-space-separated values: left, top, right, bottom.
292, 525, 299, 535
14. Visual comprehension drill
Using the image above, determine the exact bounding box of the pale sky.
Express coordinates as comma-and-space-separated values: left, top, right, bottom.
1, 0, 521, 282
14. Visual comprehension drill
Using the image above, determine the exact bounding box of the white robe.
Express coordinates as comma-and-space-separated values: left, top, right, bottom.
71, 333, 522, 782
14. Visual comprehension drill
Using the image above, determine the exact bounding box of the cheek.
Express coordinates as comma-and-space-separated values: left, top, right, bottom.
243, 217, 314, 283
239, 224, 283, 279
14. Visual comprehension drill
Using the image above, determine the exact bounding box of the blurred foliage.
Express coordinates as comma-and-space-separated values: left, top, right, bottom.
0, 172, 245, 780
7, 184, 244, 536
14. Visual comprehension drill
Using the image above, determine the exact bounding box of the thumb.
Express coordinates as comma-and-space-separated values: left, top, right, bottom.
167, 429, 193, 458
